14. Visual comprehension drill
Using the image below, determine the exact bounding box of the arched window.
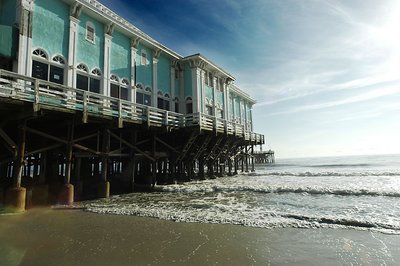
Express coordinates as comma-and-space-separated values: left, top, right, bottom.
110, 75, 129, 100
86, 22, 95, 44
173, 97, 179, 113
76, 64, 101, 93
216, 103, 223, 119
31, 49, 65, 85
186, 97, 193, 114
33, 49, 48, 59
157, 91, 170, 111
136, 84, 151, 106
205, 97, 213, 116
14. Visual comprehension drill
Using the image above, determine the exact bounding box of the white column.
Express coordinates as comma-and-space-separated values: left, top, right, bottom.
170, 66, 175, 111
152, 57, 158, 107
191, 67, 201, 113
179, 70, 185, 113
16, 1, 33, 76
212, 76, 217, 116
67, 16, 79, 88
130, 46, 137, 103
103, 34, 112, 96
232, 94, 236, 122
200, 70, 206, 113
223, 82, 229, 120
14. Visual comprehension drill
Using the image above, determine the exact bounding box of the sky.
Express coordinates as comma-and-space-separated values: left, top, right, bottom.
99, 0, 400, 158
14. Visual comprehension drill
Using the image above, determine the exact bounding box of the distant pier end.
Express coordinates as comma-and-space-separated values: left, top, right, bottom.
0, 0, 265, 212
253, 150, 275, 164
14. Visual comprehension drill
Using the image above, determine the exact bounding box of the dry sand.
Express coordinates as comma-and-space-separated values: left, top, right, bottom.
0, 208, 399, 266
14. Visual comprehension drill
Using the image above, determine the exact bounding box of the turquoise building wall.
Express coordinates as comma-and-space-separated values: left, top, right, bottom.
76, 13, 104, 71
0, 0, 15, 24
110, 30, 130, 79
0, 0, 17, 58
205, 85, 213, 101
235, 96, 241, 118
157, 53, 171, 94
136, 43, 153, 88
184, 64, 192, 97
216, 90, 224, 107
32, 0, 69, 59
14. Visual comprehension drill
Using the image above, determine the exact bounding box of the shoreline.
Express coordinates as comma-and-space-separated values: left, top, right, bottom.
1, 207, 399, 265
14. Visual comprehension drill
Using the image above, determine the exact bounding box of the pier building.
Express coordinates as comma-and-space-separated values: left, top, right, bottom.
0, 0, 264, 212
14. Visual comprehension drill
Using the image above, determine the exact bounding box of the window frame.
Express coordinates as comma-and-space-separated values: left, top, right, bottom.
85, 21, 96, 44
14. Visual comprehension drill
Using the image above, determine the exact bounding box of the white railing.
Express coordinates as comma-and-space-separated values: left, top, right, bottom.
0, 70, 264, 143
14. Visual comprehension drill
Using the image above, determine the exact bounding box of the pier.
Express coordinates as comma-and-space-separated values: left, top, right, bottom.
0, 0, 265, 212
253, 150, 275, 164
0, 70, 264, 211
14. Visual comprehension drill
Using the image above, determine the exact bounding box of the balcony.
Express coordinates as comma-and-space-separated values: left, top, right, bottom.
0, 70, 264, 144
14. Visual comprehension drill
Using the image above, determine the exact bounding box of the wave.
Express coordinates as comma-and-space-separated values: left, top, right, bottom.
309, 163, 373, 168
256, 171, 400, 177
82, 202, 400, 235
158, 184, 400, 198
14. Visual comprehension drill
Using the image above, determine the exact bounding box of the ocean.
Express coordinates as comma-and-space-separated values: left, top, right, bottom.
82, 154, 400, 235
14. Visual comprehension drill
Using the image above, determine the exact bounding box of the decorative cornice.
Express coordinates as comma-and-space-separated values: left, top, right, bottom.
131, 38, 140, 48
106, 23, 115, 35
153, 49, 161, 59
71, 2, 82, 19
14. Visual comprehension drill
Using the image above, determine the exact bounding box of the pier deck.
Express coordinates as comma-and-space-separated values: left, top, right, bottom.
0, 70, 264, 212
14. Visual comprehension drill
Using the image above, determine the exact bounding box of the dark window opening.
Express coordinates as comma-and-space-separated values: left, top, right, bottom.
77, 74, 89, 91
32, 60, 48, 81
175, 102, 179, 113
110, 83, 119, 98
49, 65, 64, 85
89, 78, 100, 93
186, 102, 193, 114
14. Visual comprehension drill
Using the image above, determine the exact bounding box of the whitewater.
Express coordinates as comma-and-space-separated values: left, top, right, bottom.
81, 154, 400, 234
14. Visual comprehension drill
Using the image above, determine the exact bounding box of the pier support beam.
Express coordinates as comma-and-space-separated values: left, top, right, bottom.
5, 123, 27, 212
59, 123, 74, 205
98, 129, 110, 198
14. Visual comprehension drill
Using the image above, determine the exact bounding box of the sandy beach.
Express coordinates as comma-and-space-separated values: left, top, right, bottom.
0, 208, 399, 266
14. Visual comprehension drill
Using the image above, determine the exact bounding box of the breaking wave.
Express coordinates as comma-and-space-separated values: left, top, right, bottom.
158, 184, 400, 198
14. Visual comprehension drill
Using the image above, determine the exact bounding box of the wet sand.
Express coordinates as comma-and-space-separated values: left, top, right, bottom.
0, 208, 399, 266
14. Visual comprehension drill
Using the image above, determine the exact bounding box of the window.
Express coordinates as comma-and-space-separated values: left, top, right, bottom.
76, 64, 101, 93
157, 92, 170, 111
186, 97, 193, 114
31, 49, 65, 85
208, 72, 213, 87
141, 51, 147, 65
136, 84, 151, 106
174, 97, 179, 113
110, 75, 129, 100
86, 22, 95, 43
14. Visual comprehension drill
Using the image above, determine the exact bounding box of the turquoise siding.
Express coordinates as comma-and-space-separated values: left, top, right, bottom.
110, 30, 130, 79
136, 43, 153, 88
235, 97, 241, 118
0, 0, 16, 24
157, 53, 171, 94
32, 0, 69, 59
205, 85, 213, 101
0, 0, 17, 58
76, 13, 104, 71
216, 90, 224, 107
184, 64, 192, 97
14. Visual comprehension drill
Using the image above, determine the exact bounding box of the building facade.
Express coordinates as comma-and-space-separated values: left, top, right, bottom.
0, 0, 264, 211
0, 0, 255, 131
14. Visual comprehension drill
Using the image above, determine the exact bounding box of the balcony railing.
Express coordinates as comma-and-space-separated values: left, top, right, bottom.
0, 70, 264, 144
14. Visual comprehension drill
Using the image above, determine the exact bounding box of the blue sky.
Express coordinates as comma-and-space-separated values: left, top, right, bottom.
99, 0, 400, 158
